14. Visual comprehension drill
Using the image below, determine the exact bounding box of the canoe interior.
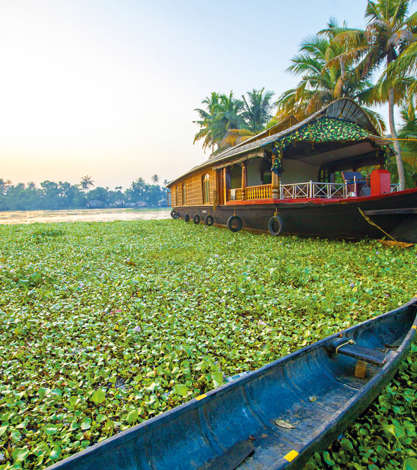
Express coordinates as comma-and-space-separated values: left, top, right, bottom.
49, 300, 417, 470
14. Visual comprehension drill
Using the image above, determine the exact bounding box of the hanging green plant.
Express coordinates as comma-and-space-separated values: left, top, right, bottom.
271, 146, 284, 175
271, 157, 283, 176
270, 117, 370, 155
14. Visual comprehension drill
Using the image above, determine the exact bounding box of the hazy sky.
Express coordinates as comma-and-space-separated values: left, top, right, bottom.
0, 1, 409, 188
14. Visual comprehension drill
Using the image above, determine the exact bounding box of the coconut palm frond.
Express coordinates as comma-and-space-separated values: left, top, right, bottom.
241, 88, 275, 133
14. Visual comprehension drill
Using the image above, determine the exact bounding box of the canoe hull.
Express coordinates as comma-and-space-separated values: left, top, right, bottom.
48, 300, 417, 470
276, 327, 413, 470
173, 188, 417, 242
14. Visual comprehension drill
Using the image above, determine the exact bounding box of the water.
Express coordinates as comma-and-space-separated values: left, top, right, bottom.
0, 208, 171, 224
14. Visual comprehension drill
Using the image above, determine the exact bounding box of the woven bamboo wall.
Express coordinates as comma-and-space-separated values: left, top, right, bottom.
170, 168, 217, 207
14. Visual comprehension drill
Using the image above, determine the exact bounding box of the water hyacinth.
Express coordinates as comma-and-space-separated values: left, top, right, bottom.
0, 219, 415, 469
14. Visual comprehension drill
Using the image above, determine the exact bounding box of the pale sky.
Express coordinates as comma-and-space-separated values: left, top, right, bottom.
0, 1, 410, 188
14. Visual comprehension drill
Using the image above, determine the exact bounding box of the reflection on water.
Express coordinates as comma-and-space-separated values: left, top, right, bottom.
0, 208, 171, 224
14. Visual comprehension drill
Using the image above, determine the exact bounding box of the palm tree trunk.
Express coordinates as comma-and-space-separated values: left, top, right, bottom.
388, 87, 405, 190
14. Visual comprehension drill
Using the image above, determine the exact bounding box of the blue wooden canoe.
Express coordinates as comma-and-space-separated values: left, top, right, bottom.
48, 299, 417, 470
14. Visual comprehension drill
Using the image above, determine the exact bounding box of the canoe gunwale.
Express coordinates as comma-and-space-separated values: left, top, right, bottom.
47, 298, 417, 470
280, 299, 417, 469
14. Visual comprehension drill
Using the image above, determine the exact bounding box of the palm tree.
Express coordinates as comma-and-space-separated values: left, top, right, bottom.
193, 92, 246, 152
193, 92, 223, 151
241, 88, 274, 133
327, 0, 416, 190
385, 42, 417, 112
218, 92, 246, 130
274, 27, 381, 128
80, 175, 94, 191
275, 35, 335, 122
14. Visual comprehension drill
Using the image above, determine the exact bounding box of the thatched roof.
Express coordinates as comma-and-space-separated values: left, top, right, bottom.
168, 98, 385, 187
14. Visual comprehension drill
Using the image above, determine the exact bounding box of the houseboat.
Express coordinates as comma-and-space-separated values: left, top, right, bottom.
168, 98, 417, 242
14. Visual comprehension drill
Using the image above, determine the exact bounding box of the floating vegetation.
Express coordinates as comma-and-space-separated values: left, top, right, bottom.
0, 220, 415, 469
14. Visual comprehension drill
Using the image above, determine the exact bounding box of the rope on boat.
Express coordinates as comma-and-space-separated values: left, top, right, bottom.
335, 338, 355, 353
379, 137, 417, 142
357, 208, 397, 241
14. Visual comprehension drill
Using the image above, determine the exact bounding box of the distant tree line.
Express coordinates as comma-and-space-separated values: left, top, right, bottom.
0, 175, 168, 211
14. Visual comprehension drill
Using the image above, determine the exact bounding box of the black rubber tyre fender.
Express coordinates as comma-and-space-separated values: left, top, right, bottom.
193, 214, 200, 224
227, 215, 243, 232
204, 215, 214, 226
170, 209, 177, 219
267, 215, 283, 236
184, 214, 190, 222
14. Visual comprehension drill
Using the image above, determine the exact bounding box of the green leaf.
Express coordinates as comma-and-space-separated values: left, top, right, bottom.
126, 409, 139, 424
383, 424, 396, 438
11, 429, 22, 441
80, 418, 91, 430
0, 425, 8, 437
340, 438, 354, 452
91, 389, 106, 405
44, 425, 59, 436
212, 371, 224, 388
404, 458, 417, 470
12, 448, 29, 463
173, 384, 189, 397
322, 451, 335, 466
50, 446, 62, 461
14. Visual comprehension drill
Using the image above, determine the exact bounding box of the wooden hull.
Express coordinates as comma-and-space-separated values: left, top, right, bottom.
48, 299, 417, 470
174, 188, 417, 242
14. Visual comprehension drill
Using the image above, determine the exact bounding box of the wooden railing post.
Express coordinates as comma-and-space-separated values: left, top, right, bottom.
271, 155, 280, 199
241, 162, 246, 200
223, 167, 227, 203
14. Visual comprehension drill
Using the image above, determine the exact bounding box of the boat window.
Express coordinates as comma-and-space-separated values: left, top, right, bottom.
202, 174, 210, 204
182, 183, 186, 205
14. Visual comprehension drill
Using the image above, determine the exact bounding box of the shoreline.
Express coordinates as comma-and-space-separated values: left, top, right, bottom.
0, 207, 171, 225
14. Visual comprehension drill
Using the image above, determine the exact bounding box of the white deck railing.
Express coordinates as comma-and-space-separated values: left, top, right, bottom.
280, 181, 347, 199
279, 180, 401, 199
226, 180, 401, 202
